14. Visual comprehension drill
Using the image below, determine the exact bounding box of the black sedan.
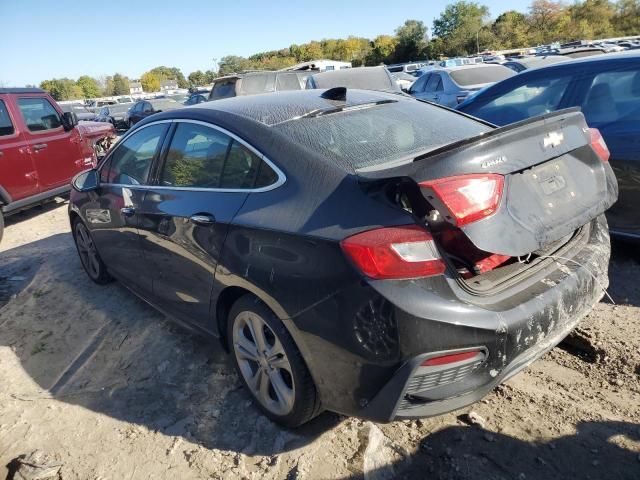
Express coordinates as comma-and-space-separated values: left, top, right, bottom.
458, 51, 640, 241
69, 88, 616, 426
126, 99, 181, 128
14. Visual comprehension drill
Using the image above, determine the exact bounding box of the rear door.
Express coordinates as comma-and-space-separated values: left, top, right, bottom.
0, 97, 39, 202
16, 95, 82, 190
423, 73, 445, 105
137, 120, 280, 326
88, 122, 170, 293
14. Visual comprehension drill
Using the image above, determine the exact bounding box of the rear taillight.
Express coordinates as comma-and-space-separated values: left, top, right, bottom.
589, 128, 610, 162
420, 174, 504, 227
341, 225, 446, 280
421, 349, 484, 366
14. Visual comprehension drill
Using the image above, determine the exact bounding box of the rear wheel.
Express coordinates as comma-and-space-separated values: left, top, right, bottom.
72, 218, 112, 284
227, 295, 321, 427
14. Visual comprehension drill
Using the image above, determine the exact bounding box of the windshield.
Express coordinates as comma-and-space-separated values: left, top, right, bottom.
274, 100, 488, 171
450, 66, 514, 86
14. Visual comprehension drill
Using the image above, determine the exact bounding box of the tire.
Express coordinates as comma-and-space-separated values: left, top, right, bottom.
71, 217, 112, 284
227, 294, 322, 427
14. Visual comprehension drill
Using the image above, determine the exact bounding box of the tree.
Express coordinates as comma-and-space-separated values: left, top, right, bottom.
147, 66, 188, 88
140, 72, 161, 92
112, 73, 130, 95
492, 11, 531, 49
188, 70, 208, 86
528, 0, 568, 44
367, 35, 398, 65
218, 56, 249, 75
394, 20, 429, 61
76, 75, 101, 98
568, 0, 615, 39
432, 2, 490, 56
612, 0, 640, 35
39, 78, 83, 100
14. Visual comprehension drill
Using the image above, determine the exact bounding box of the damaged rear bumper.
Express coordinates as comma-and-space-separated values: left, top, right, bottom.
357, 215, 610, 422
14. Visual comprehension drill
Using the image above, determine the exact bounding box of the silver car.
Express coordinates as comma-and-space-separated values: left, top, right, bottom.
408, 64, 515, 107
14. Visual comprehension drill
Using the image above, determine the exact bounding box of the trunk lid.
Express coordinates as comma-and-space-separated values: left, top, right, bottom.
357, 109, 618, 257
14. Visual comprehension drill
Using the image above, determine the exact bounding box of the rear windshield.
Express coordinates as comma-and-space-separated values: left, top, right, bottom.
450, 66, 514, 86
274, 100, 489, 171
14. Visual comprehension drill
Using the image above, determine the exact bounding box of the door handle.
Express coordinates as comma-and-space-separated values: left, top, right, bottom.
189, 213, 215, 226
120, 206, 136, 216
33, 143, 48, 151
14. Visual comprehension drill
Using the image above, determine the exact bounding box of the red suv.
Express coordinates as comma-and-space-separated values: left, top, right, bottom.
0, 88, 115, 242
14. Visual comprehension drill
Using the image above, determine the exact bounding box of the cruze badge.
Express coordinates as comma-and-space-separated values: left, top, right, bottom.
543, 131, 564, 148
481, 155, 507, 169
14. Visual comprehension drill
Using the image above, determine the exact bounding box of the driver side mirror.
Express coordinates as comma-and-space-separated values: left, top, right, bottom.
62, 111, 78, 131
72, 169, 99, 192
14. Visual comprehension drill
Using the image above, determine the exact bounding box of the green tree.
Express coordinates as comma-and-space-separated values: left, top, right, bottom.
112, 73, 130, 95
140, 72, 161, 92
612, 0, 640, 35
148, 66, 188, 88
366, 35, 398, 65
188, 70, 207, 86
76, 75, 101, 98
492, 11, 530, 49
394, 20, 429, 61
218, 56, 250, 75
567, 0, 615, 39
432, 2, 490, 56
527, 0, 569, 44
39, 78, 83, 100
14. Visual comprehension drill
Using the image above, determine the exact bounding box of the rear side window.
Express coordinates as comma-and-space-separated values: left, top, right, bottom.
101, 124, 168, 185
450, 66, 514, 86
462, 75, 572, 125
410, 74, 429, 94
240, 73, 276, 95
210, 80, 236, 100
160, 122, 279, 189
17, 97, 62, 131
0, 100, 14, 136
276, 73, 304, 91
425, 74, 443, 92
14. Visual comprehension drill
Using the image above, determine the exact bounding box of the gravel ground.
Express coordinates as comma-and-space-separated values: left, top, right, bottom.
0, 199, 639, 480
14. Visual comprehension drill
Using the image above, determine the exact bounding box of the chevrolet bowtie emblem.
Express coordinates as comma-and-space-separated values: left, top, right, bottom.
543, 131, 564, 148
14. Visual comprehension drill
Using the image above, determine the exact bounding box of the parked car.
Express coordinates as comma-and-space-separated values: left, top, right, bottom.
503, 55, 569, 73
390, 71, 417, 92
86, 99, 117, 111
96, 103, 134, 129
69, 88, 616, 426
307, 66, 401, 93
0, 88, 115, 242
60, 103, 98, 122
386, 62, 430, 75
457, 51, 640, 240
125, 99, 181, 127
208, 71, 310, 101
409, 64, 515, 107
184, 92, 209, 105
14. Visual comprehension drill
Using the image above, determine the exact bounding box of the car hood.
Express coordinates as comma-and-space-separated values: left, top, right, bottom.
77, 121, 116, 140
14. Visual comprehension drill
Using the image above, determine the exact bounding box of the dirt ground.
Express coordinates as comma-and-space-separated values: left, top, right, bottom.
1, 199, 639, 480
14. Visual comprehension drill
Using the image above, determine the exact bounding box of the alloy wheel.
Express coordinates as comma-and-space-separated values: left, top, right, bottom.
75, 222, 101, 279
232, 311, 295, 416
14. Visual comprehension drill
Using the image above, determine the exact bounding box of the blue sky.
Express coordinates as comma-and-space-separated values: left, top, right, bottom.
2, 0, 532, 86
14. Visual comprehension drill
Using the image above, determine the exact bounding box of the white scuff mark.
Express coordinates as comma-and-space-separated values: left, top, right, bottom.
490, 369, 499, 377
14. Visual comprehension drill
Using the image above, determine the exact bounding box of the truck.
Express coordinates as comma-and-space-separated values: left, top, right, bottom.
0, 88, 116, 242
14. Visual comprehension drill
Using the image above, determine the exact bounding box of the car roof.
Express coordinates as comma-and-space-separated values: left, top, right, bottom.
310, 66, 400, 92
430, 63, 510, 72
0, 88, 46, 94
189, 88, 409, 126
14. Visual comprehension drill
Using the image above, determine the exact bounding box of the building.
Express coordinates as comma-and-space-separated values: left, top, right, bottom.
129, 81, 143, 94
160, 79, 179, 93
280, 59, 352, 73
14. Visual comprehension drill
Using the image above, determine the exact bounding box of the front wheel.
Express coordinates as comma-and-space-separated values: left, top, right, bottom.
227, 295, 321, 427
72, 218, 112, 284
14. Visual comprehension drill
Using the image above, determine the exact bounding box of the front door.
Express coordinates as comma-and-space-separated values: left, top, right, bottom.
15, 96, 81, 191
137, 121, 270, 326
87, 122, 170, 293
0, 97, 39, 202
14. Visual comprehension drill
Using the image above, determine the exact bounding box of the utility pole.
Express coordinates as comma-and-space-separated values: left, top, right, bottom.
476, 30, 480, 55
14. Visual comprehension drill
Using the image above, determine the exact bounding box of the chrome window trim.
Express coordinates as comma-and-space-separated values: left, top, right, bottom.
99, 118, 285, 193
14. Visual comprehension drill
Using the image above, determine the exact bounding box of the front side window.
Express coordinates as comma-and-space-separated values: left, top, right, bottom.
160, 122, 279, 189
410, 74, 429, 94
17, 97, 62, 132
582, 68, 640, 125
426, 74, 443, 92
0, 100, 15, 136
143, 102, 153, 113
101, 124, 168, 185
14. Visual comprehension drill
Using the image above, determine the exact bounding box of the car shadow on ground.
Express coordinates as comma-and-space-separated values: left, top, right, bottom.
606, 238, 640, 307
342, 420, 640, 480
2, 197, 69, 229
0, 233, 341, 458
0, 229, 638, 466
